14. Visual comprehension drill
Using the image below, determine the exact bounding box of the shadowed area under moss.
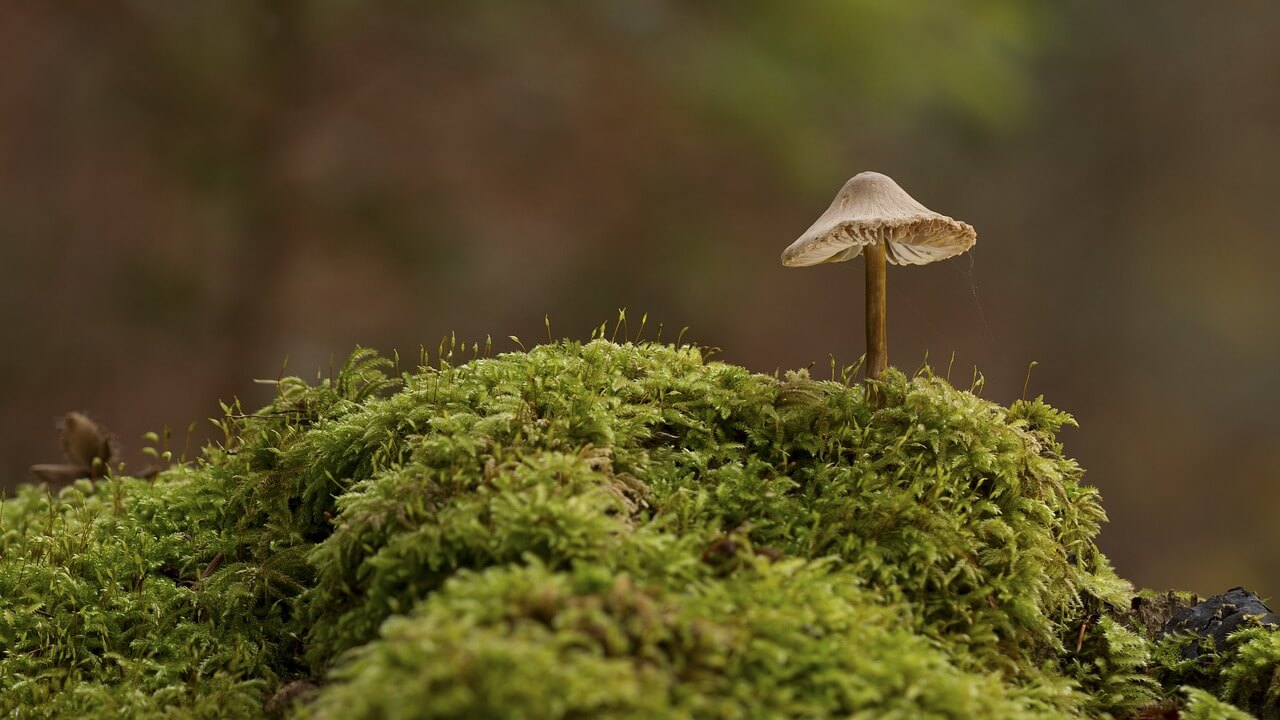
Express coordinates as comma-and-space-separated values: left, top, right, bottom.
1, 340, 1271, 718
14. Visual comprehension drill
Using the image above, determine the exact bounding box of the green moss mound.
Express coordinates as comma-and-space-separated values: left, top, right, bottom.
0, 340, 1270, 718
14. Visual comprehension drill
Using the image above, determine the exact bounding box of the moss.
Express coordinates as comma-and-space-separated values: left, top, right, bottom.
1067, 616, 1160, 716
1154, 625, 1280, 719
303, 561, 1054, 719
1182, 687, 1258, 720
1220, 629, 1280, 717
0, 339, 1273, 718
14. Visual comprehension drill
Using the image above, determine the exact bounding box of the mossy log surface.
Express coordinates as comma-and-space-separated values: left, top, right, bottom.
1, 341, 1276, 718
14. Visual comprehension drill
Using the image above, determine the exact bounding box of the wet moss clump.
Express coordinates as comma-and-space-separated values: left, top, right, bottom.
0, 340, 1271, 718
1153, 626, 1280, 719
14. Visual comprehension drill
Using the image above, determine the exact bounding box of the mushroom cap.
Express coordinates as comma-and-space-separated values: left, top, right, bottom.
781, 171, 976, 267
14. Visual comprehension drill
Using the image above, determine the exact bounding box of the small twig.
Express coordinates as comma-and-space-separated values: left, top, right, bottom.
1075, 615, 1091, 653
198, 553, 225, 582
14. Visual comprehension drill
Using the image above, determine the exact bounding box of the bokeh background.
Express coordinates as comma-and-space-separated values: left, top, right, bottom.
2, 1, 1277, 598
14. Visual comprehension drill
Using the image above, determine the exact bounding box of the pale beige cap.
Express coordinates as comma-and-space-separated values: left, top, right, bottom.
781, 171, 976, 267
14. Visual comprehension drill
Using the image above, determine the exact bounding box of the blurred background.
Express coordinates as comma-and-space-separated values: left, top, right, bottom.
2, 1, 1277, 598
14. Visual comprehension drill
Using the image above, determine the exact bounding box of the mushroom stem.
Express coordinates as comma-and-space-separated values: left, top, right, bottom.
864, 242, 888, 382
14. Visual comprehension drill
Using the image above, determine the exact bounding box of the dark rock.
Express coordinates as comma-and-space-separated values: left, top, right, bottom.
1160, 587, 1280, 659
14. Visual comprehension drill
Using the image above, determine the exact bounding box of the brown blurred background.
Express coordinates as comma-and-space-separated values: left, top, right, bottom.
2, 1, 1277, 598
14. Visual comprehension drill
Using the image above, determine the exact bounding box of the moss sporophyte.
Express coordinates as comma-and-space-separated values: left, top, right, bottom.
1, 341, 1276, 718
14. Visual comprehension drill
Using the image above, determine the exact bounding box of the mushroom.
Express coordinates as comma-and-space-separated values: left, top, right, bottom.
781, 171, 976, 382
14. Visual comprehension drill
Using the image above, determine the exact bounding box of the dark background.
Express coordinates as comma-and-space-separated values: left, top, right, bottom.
2, 2, 1277, 598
